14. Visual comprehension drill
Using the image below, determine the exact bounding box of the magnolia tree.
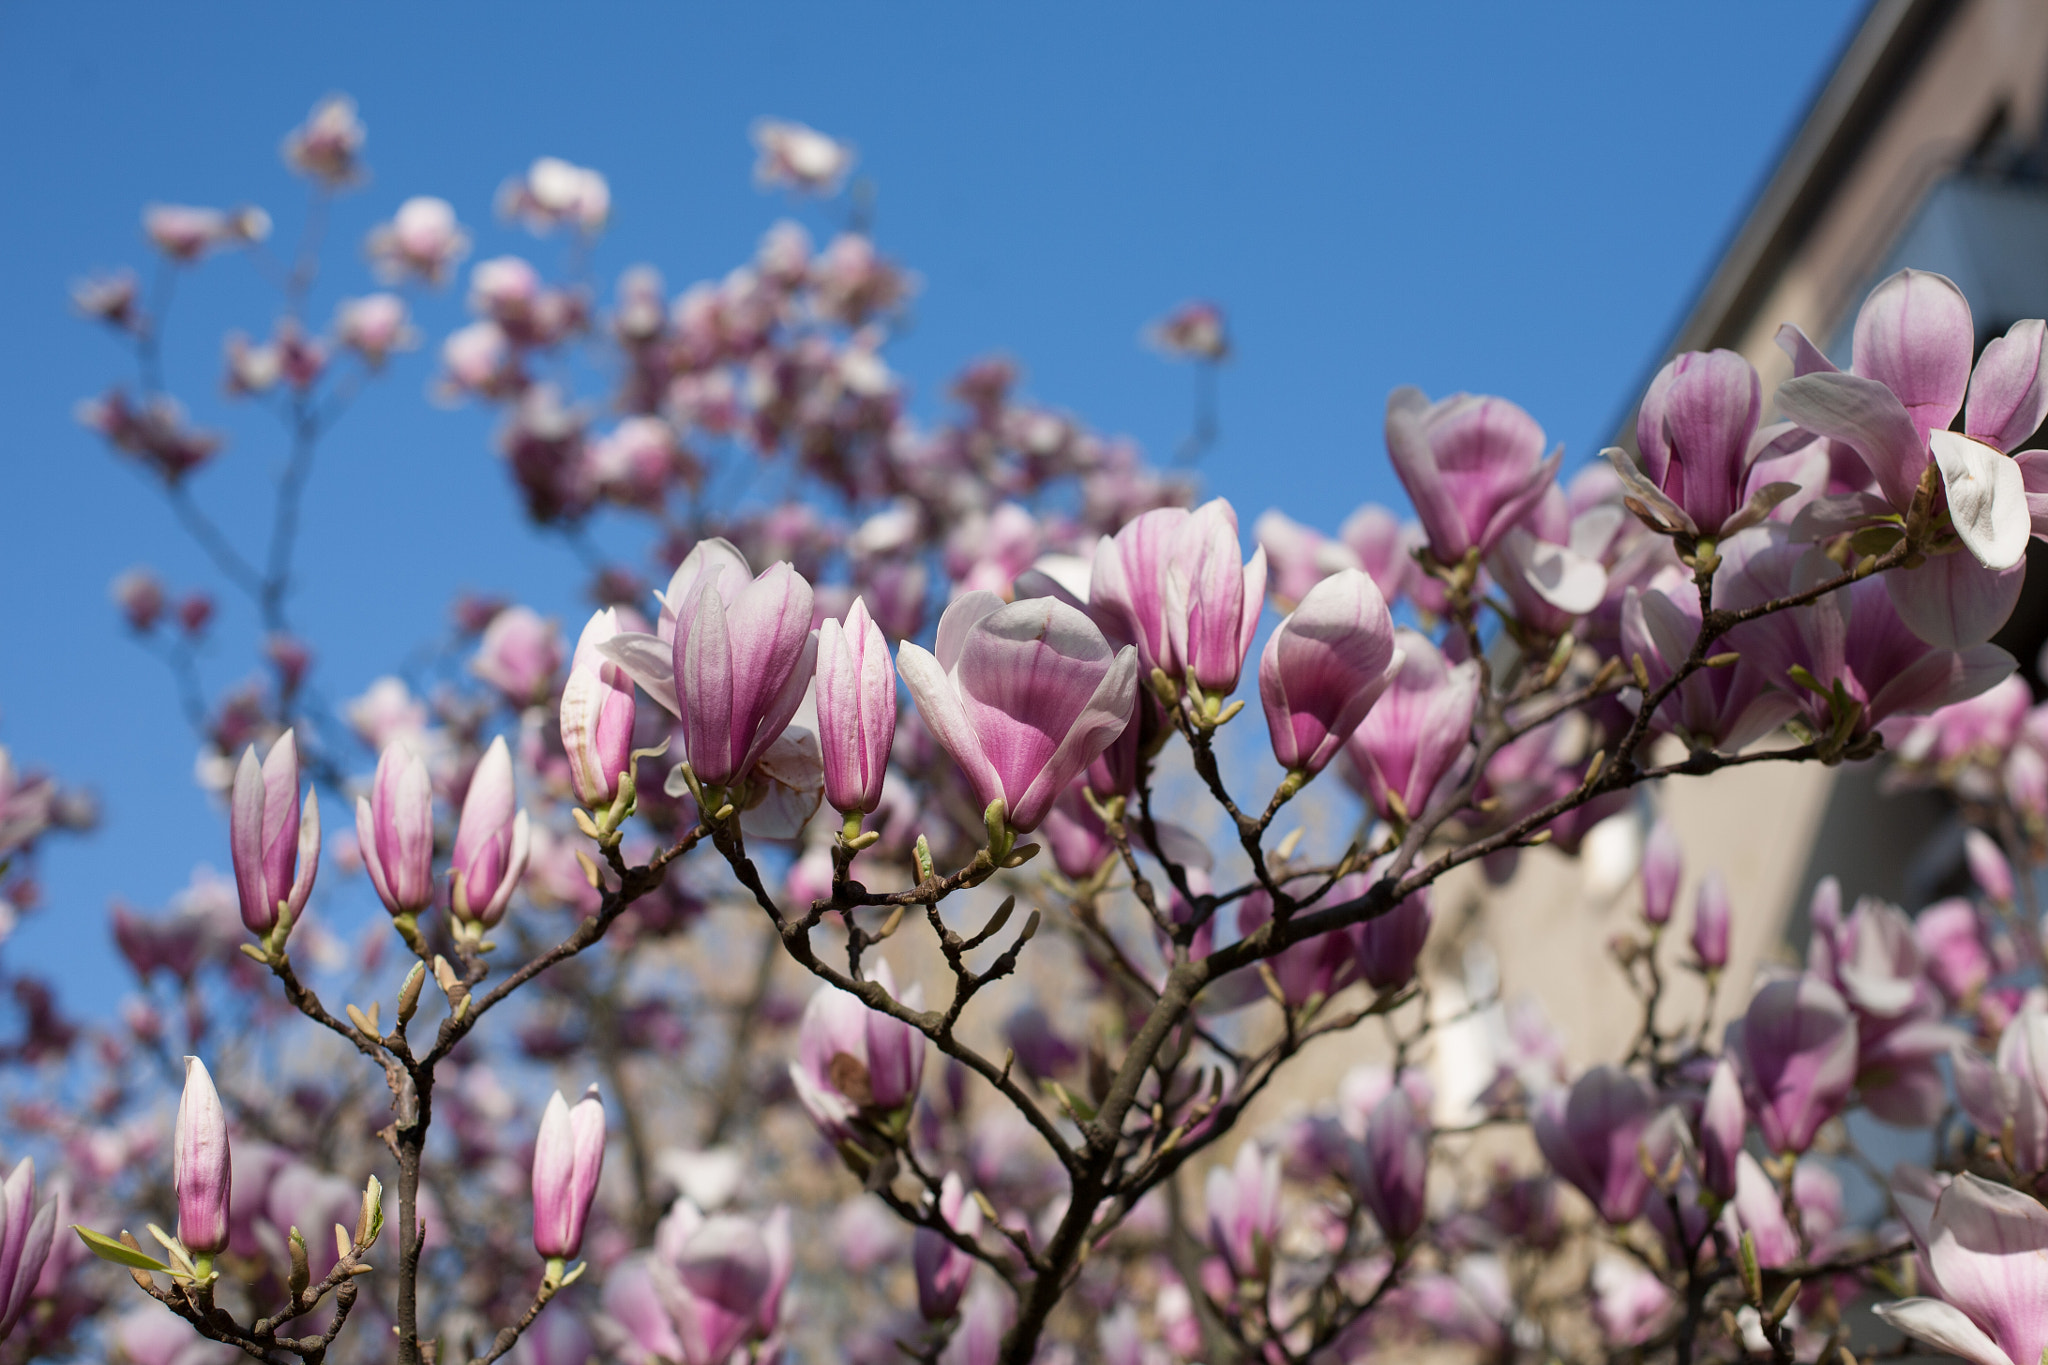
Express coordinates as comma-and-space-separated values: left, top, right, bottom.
7, 94, 2048, 1365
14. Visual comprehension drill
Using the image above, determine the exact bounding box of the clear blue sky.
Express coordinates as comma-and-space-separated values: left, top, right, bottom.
0, 3, 1864, 1010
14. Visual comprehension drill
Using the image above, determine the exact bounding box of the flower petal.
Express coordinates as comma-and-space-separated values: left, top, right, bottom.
1776, 371, 1928, 512
1873, 1298, 2015, 1365
1967, 319, 2048, 453
1852, 269, 1974, 438
595, 631, 680, 717
1932, 431, 2030, 571
1886, 552, 2025, 650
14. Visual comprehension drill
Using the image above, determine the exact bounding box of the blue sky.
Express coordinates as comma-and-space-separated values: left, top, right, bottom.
0, 2, 1864, 1009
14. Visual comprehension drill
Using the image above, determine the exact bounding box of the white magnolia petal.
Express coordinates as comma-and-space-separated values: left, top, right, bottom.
595, 632, 680, 717
1932, 431, 2030, 571
1873, 1299, 2014, 1365
1502, 528, 1607, 614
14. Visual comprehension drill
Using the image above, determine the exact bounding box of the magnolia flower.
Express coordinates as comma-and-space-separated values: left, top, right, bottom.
356, 740, 435, 917
1698, 1057, 1746, 1202
1385, 386, 1560, 564
1777, 270, 2045, 647
599, 540, 817, 792
471, 606, 562, 707
898, 593, 1137, 833
449, 737, 530, 928
501, 157, 611, 234
1090, 498, 1266, 698
334, 294, 417, 367
1341, 628, 1477, 824
1805, 883, 1963, 1125
1532, 1067, 1655, 1224
912, 1173, 982, 1321
0, 1158, 55, 1341
560, 609, 638, 808
1953, 1004, 2048, 1175
815, 598, 896, 815
176, 1057, 231, 1255
368, 196, 471, 286
1356, 1088, 1429, 1243
1259, 569, 1402, 776
788, 962, 926, 1144
1725, 975, 1858, 1154
532, 1087, 605, 1260
281, 95, 364, 183
1205, 1142, 1280, 1282
1877, 1174, 2048, 1365
1145, 301, 1229, 361
750, 119, 856, 194
1605, 348, 1801, 539
228, 730, 319, 935
144, 204, 269, 261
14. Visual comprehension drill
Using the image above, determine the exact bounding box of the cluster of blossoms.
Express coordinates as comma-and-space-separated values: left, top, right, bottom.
22, 92, 2048, 1365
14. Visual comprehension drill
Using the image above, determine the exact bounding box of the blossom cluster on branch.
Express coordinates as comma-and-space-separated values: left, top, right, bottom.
11, 92, 2048, 1365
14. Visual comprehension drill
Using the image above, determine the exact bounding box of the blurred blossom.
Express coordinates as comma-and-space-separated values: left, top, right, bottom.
368, 196, 471, 285
1145, 301, 1228, 362
144, 204, 269, 261
335, 293, 418, 367
750, 118, 855, 195
500, 157, 611, 234
281, 94, 365, 184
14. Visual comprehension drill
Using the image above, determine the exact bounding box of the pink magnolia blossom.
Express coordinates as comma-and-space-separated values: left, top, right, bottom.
1357, 1088, 1429, 1244
1639, 818, 1682, 927
898, 592, 1136, 833
912, 1172, 982, 1321
1698, 1057, 1745, 1202
1690, 871, 1730, 971
471, 606, 563, 707
500, 157, 611, 234
1385, 387, 1560, 564
1777, 271, 2042, 646
449, 737, 529, 928
228, 730, 319, 936
815, 598, 896, 815
1205, 1141, 1280, 1282
1953, 1004, 2048, 1176
1340, 628, 1478, 824
1606, 349, 1801, 539
334, 294, 417, 368
1876, 1174, 2048, 1365
175, 1057, 231, 1255
1532, 1067, 1655, 1224
281, 95, 364, 183
1917, 897, 1995, 1005
1090, 498, 1266, 697
1591, 1253, 1674, 1347
1145, 301, 1228, 361
1806, 882, 1963, 1125
356, 740, 435, 917
1258, 569, 1401, 776
750, 119, 856, 195
560, 609, 638, 808
144, 204, 269, 261
0, 1158, 54, 1341
600, 540, 818, 791
1726, 975, 1858, 1154
368, 196, 471, 286
531, 1086, 605, 1260
789, 962, 926, 1143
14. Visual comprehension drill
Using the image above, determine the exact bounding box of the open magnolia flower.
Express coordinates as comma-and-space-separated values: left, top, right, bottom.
1776, 269, 2048, 647
1876, 1173, 2048, 1365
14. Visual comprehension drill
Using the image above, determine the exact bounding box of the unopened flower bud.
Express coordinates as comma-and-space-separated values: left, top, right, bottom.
175, 1057, 231, 1255
532, 1086, 605, 1260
